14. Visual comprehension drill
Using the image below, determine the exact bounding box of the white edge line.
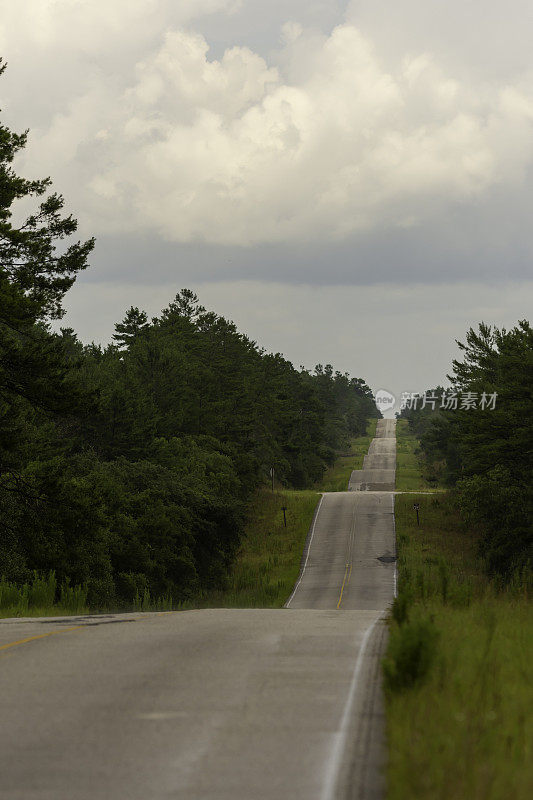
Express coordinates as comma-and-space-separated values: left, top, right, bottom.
321, 614, 382, 800
284, 494, 324, 608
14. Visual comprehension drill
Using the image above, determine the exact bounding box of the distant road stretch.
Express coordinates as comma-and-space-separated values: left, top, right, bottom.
0, 420, 396, 799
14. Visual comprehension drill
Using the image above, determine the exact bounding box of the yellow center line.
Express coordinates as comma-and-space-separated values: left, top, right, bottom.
0, 611, 179, 654
0, 625, 85, 652
337, 562, 352, 609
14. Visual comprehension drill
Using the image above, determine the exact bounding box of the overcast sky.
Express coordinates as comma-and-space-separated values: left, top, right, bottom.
2, 0, 532, 407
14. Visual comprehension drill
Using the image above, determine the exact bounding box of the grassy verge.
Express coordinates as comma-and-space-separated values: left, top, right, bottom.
319, 418, 378, 492
0, 572, 89, 618
385, 492, 532, 799
396, 418, 442, 491
200, 487, 320, 608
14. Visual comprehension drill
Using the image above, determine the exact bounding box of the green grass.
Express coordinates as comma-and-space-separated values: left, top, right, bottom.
200, 487, 320, 608
0, 572, 89, 618
386, 492, 532, 800
396, 418, 442, 492
319, 418, 378, 492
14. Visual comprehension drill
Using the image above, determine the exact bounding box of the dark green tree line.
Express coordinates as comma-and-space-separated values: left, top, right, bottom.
399, 321, 533, 578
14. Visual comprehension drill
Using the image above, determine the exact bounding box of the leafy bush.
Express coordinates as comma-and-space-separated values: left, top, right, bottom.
391, 593, 410, 626
383, 618, 439, 693
457, 467, 533, 579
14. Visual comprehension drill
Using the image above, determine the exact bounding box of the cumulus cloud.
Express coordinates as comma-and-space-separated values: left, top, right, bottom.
346, 0, 533, 82
3, 0, 533, 246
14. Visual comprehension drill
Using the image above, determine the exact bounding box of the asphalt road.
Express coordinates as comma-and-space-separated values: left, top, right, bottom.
348, 420, 396, 492
0, 420, 396, 800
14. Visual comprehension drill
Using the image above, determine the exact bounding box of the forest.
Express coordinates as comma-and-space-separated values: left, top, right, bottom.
399, 320, 533, 580
0, 64, 377, 608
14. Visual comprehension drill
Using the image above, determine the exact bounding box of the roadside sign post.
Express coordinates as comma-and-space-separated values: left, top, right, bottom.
413, 503, 420, 527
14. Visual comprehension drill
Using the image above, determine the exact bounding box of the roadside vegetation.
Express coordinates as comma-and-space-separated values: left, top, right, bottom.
199, 415, 383, 608
198, 488, 320, 608
386, 328, 532, 800
386, 492, 532, 800
0, 572, 88, 618
395, 419, 442, 492
398, 321, 532, 578
198, 416, 382, 609
319, 418, 377, 491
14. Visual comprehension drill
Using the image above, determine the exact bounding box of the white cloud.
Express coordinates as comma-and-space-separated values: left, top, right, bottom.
3, 1, 533, 245
0, 0, 241, 50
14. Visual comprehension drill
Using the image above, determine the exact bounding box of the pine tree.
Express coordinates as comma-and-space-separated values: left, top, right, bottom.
0, 58, 94, 468
112, 307, 149, 349
0, 60, 93, 322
